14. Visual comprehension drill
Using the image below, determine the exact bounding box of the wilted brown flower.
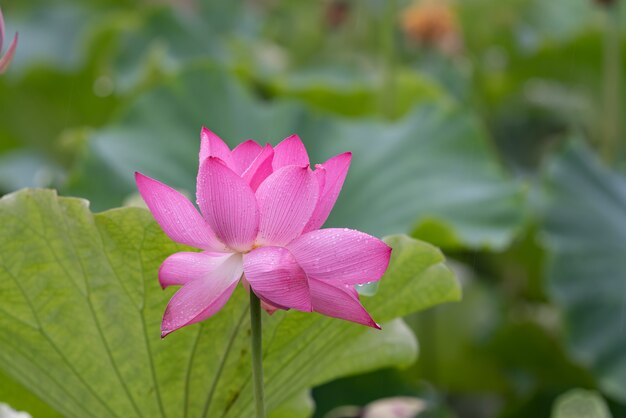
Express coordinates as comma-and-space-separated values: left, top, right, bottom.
325, 0, 351, 29
401, 0, 462, 55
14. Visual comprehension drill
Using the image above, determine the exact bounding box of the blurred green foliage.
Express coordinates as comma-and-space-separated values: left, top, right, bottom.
2, 0, 626, 417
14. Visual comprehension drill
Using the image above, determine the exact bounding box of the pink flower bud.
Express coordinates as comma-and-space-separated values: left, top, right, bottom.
0, 7, 18, 74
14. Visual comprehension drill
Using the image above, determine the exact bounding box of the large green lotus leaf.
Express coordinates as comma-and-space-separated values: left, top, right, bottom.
0, 369, 62, 418
265, 68, 444, 119
541, 141, 626, 401
0, 189, 459, 418
105, 6, 243, 93
65, 67, 523, 250
267, 391, 313, 418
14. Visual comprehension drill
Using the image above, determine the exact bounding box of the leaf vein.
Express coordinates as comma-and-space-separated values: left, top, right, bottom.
201, 307, 249, 418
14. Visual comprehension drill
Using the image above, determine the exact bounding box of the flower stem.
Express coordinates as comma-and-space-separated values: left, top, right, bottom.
249, 291, 266, 418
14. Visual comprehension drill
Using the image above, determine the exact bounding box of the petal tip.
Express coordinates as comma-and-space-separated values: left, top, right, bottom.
161, 316, 178, 338
199, 127, 208, 144
134, 171, 151, 187
157, 264, 168, 289
383, 244, 393, 264
200, 126, 220, 144
277, 134, 305, 149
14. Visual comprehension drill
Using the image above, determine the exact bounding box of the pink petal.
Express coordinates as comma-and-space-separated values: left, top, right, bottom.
161, 253, 243, 337
243, 246, 312, 312
309, 279, 379, 328
303, 152, 351, 232
255, 165, 319, 246
158, 251, 234, 289
231, 140, 262, 174
314, 165, 326, 193
242, 144, 274, 191
261, 300, 280, 314
0, 32, 17, 74
196, 157, 259, 252
288, 228, 391, 285
135, 172, 226, 251
272, 134, 309, 170
199, 127, 234, 169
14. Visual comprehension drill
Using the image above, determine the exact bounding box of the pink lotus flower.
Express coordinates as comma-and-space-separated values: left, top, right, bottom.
0, 8, 18, 74
136, 128, 391, 337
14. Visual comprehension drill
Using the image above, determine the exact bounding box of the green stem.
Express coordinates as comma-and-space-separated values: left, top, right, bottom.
250, 291, 266, 418
602, 0, 622, 162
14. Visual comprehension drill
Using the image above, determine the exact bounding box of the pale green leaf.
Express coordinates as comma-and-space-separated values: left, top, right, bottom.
0, 189, 459, 418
